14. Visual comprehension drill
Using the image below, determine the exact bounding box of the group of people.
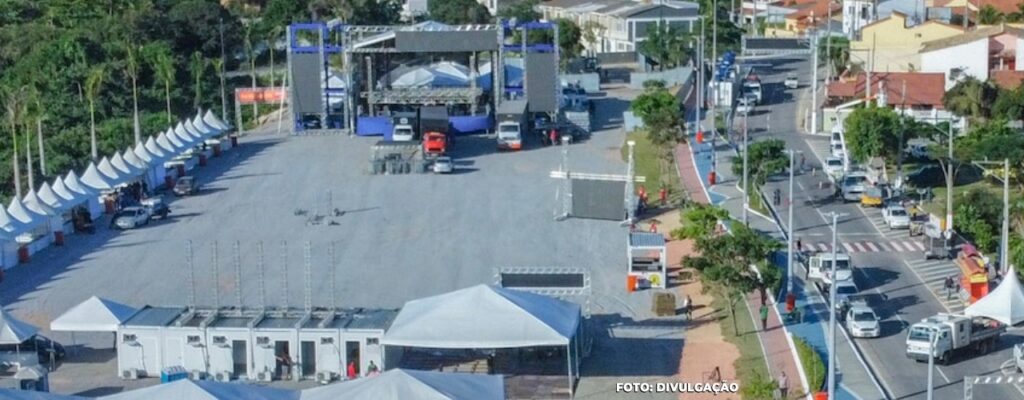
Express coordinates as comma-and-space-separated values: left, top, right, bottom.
275, 350, 380, 381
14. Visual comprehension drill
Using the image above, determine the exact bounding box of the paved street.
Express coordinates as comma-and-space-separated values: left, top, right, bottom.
749, 56, 1024, 400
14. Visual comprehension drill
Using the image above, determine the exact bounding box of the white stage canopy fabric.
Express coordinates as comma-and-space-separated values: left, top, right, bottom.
99, 379, 298, 400
382, 284, 580, 348
0, 388, 88, 399
22, 191, 57, 217
301, 369, 504, 400
0, 308, 39, 345
0, 204, 31, 237
965, 268, 1024, 325
51, 296, 139, 332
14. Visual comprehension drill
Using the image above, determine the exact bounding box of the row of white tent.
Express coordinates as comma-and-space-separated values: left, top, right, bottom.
0, 110, 233, 268
0, 369, 503, 400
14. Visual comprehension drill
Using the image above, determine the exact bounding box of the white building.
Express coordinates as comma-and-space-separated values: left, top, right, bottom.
537, 0, 701, 54
919, 24, 1024, 89
842, 0, 875, 38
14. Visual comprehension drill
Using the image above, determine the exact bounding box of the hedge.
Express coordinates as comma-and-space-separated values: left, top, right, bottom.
794, 336, 826, 393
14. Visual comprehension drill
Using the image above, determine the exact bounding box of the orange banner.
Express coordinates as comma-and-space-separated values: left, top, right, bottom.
236, 88, 286, 104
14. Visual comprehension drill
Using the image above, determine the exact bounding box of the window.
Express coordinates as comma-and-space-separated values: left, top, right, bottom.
366, 337, 379, 345
122, 334, 137, 343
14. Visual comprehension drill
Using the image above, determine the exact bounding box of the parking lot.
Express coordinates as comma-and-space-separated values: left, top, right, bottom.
0, 90, 688, 397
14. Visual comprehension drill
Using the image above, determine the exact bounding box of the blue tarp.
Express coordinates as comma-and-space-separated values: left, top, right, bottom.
450, 116, 490, 134
356, 117, 393, 139
356, 116, 490, 138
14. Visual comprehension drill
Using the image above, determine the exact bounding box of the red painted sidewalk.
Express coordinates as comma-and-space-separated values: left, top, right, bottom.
675, 141, 806, 398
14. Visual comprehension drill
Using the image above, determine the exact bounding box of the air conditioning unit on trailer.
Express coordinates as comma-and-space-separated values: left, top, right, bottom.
121, 368, 140, 380
256, 371, 273, 382
212, 336, 229, 347
316, 371, 334, 384
186, 335, 203, 347
214, 371, 232, 382
189, 370, 206, 380
256, 336, 272, 348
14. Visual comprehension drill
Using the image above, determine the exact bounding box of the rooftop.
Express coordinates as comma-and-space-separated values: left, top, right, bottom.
934, 0, 1021, 14
920, 24, 1024, 53
541, 0, 698, 17
826, 72, 947, 108
990, 70, 1024, 89
122, 306, 186, 327
121, 306, 396, 331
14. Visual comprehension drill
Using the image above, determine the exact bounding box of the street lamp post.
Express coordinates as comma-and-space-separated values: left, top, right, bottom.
971, 158, 1011, 273
810, 23, 820, 135
825, 211, 846, 400
946, 122, 954, 233
927, 328, 937, 400
742, 110, 749, 225
785, 150, 800, 310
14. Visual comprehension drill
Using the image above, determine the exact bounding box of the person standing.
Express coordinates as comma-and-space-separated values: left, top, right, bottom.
685, 295, 693, 320
944, 276, 954, 300
777, 371, 789, 399
759, 304, 769, 331
549, 129, 557, 146
347, 360, 358, 380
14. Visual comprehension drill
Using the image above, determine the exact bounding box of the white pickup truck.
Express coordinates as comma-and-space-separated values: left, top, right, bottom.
805, 252, 853, 288
906, 313, 1004, 364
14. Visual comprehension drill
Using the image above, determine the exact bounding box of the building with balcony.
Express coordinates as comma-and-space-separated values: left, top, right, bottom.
537, 0, 700, 54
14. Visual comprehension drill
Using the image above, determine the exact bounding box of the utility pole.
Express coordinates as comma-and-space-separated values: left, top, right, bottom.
897, 81, 906, 189
219, 17, 229, 124
1002, 157, 1010, 273
785, 150, 799, 308
810, 20, 819, 135
742, 110, 749, 225
825, 211, 846, 400
946, 122, 954, 233
927, 328, 936, 400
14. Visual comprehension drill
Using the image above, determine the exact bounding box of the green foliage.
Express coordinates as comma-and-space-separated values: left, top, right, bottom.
943, 77, 998, 121
794, 336, 825, 392
956, 188, 1003, 253
843, 104, 907, 163
497, 0, 540, 22
740, 373, 779, 400
638, 25, 689, 71
555, 19, 583, 61
630, 82, 682, 146
818, 35, 850, 74
428, 0, 492, 24
730, 138, 788, 186
978, 5, 1004, 24
992, 86, 1024, 121
671, 203, 729, 240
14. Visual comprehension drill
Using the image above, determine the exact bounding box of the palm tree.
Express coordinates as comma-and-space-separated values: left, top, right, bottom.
267, 26, 282, 89
123, 39, 142, 144
148, 44, 175, 124
942, 78, 997, 121
978, 5, 1004, 25
190, 51, 206, 111
84, 65, 106, 161
211, 57, 225, 119
244, 23, 258, 122
4, 85, 29, 197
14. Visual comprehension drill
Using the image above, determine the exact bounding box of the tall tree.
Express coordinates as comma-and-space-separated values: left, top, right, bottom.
84, 65, 106, 160
943, 77, 998, 121
3, 85, 28, 198
123, 39, 142, 144
190, 51, 206, 111
244, 22, 258, 124
730, 138, 789, 186
147, 43, 175, 124
211, 57, 225, 117
671, 204, 729, 240
977, 5, 1004, 24
843, 104, 906, 163
428, 0, 491, 24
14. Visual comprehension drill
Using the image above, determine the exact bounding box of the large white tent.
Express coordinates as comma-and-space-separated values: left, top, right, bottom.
965, 269, 1024, 325
0, 388, 88, 399
64, 170, 96, 198
183, 119, 205, 141
300, 369, 504, 400
0, 308, 39, 345
51, 296, 138, 332
36, 182, 71, 212
143, 137, 168, 161
383, 284, 580, 348
8, 197, 46, 229
156, 131, 180, 154
203, 109, 232, 131
99, 379, 299, 400
0, 205, 30, 237
110, 152, 145, 179
22, 191, 57, 219
81, 162, 116, 191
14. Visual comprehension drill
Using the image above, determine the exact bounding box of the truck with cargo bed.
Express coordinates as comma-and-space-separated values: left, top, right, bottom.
419, 106, 450, 157
906, 313, 1004, 364
496, 100, 528, 150
805, 251, 854, 288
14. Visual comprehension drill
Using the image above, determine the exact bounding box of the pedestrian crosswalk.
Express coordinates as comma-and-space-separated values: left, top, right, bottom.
862, 206, 917, 240
905, 258, 966, 313
803, 240, 927, 253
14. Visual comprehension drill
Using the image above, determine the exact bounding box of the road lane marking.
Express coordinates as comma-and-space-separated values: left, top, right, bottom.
865, 242, 879, 252
890, 241, 904, 251
843, 242, 855, 252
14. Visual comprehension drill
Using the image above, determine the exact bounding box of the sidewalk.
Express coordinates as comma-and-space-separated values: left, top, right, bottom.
676, 127, 884, 399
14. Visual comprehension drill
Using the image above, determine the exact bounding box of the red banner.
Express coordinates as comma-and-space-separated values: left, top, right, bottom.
236, 88, 286, 105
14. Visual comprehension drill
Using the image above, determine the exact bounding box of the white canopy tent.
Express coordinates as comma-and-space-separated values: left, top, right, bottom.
64, 170, 97, 199
143, 136, 169, 161
0, 308, 39, 345
164, 127, 189, 151
96, 156, 127, 187
300, 369, 504, 400
22, 191, 56, 218
51, 296, 138, 332
156, 131, 180, 154
203, 109, 232, 131
37, 182, 71, 212
82, 161, 117, 191
0, 204, 31, 237
7, 197, 45, 230
99, 378, 299, 400
965, 268, 1024, 325
0, 388, 89, 399
110, 152, 146, 180
382, 284, 582, 395
184, 119, 207, 141
173, 123, 199, 147
191, 114, 219, 138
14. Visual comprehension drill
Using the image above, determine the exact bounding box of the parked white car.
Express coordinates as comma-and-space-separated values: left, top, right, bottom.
830, 142, 846, 158
114, 206, 151, 230
834, 280, 860, 311
847, 304, 881, 338
784, 74, 799, 89
883, 204, 911, 229
840, 172, 868, 202
433, 156, 454, 174
825, 156, 845, 179
830, 130, 843, 148
736, 97, 754, 115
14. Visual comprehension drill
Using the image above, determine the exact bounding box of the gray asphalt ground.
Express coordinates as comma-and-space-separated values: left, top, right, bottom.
750, 57, 1024, 400
1, 90, 688, 398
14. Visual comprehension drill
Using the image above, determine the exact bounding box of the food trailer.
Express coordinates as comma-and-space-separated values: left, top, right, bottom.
628, 232, 667, 290
956, 244, 990, 304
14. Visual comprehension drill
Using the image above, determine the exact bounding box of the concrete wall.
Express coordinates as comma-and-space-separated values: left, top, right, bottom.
921, 39, 989, 89
629, 67, 694, 89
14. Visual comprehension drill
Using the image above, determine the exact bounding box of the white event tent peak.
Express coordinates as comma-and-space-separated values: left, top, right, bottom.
123, 146, 149, 170
204, 109, 231, 131
0, 308, 39, 345
133, 142, 158, 164
156, 130, 179, 154
50, 296, 138, 332
96, 157, 125, 186
143, 137, 168, 161
0, 203, 30, 236
173, 123, 198, 146
36, 181, 70, 211
7, 196, 44, 225
22, 190, 56, 217
81, 161, 117, 191
98, 378, 299, 400
965, 268, 1024, 325
300, 369, 504, 400
64, 170, 97, 197
192, 114, 219, 136
111, 151, 144, 177
183, 119, 205, 140
382, 284, 581, 348
164, 127, 186, 149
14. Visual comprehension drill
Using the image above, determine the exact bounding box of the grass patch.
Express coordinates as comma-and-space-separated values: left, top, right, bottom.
794, 336, 825, 394
711, 294, 769, 395
748, 186, 770, 216
621, 130, 682, 204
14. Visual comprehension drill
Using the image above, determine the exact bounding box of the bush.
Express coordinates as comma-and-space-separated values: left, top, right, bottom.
794, 336, 825, 392
740, 372, 778, 399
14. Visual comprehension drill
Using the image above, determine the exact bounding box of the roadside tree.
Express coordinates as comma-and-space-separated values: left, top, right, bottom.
730, 138, 788, 186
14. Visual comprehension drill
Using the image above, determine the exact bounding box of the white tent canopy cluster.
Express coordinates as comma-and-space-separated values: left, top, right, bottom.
0, 110, 232, 243
376, 60, 524, 91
